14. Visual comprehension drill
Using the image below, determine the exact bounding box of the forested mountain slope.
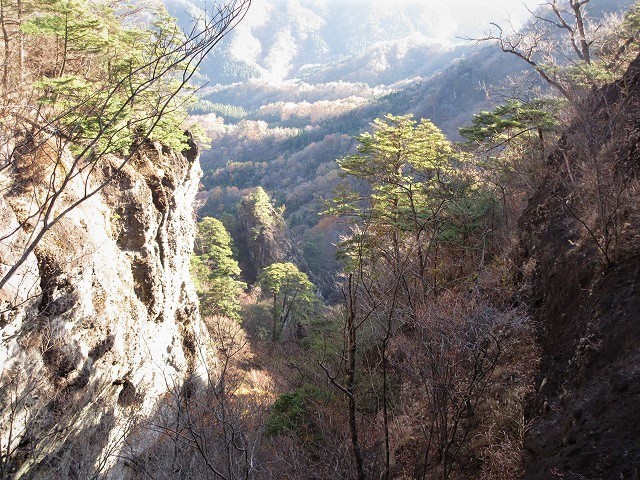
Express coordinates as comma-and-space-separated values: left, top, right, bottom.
181, 0, 634, 289
1, 0, 638, 478
192, 44, 533, 289
163, 0, 487, 85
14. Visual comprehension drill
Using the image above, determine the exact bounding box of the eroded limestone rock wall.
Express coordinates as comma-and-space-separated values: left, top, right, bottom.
0, 137, 206, 479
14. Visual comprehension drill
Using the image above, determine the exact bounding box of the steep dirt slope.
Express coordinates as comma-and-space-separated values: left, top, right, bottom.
520, 56, 640, 479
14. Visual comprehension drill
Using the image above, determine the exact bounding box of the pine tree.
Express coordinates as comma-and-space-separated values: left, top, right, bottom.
331, 114, 496, 299
192, 217, 244, 319
0, 0, 252, 292
258, 262, 315, 341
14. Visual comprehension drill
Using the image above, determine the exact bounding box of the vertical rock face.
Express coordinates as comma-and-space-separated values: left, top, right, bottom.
0, 137, 206, 478
235, 188, 306, 283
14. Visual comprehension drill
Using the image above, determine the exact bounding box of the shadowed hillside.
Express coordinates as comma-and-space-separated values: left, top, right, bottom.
521, 53, 640, 479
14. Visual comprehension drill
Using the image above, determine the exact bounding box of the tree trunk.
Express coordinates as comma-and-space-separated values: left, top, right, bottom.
0, 0, 10, 102
346, 274, 366, 480
271, 292, 278, 341
18, 0, 23, 82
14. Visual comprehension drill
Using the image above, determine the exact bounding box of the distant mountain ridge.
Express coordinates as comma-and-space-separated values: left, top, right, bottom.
162, 0, 474, 85
162, 0, 634, 90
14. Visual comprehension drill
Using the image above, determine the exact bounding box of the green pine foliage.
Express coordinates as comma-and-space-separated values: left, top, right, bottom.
265, 386, 319, 437
331, 114, 496, 285
191, 100, 249, 121
10, 0, 194, 154
332, 114, 455, 236
458, 98, 563, 209
257, 262, 316, 341
242, 186, 286, 240
459, 99, 558, 145
192, 217, 245, 319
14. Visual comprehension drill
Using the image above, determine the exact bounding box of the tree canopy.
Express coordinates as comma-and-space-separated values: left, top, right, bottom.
475, 0, 640, 100
192, 217, 244, 319
257, 262, 315, 341
0, 0, 251, 291
331, 114, 495, 294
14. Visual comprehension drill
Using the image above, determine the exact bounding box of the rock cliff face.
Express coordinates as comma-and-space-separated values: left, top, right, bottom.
235, 188, 306, 283
0, 136, 207, 478
521, 55, 640, 479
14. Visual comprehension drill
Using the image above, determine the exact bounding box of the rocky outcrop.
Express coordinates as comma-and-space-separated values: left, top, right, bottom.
235, 187, 306, 283
520, 55, 640, 479
0, 136, 208, 479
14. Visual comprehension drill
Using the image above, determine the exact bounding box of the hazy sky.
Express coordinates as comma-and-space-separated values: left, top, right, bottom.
174, 0, 544, 44
425, 0, 542, 42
